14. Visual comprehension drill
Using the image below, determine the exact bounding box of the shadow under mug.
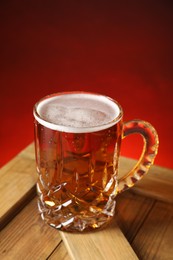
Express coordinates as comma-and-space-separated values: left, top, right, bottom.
33, 92, 159, 232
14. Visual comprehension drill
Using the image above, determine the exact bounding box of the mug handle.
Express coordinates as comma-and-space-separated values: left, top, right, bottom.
117, 120, 159, 193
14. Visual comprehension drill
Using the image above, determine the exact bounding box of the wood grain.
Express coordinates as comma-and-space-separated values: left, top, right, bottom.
119, 157, 173, 203
48, 241, 70, 260
0, 144, 37, 229
116, 191, 155, 242
0, 198, 62, 260
60, 220, 138, 260
115, 191, 173, 259
131, 201, 173, 259
132, 165, 173, 204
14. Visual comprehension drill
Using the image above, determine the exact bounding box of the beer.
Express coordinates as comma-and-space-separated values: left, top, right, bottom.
34, 92, 159, 232
34, 93, 123, 231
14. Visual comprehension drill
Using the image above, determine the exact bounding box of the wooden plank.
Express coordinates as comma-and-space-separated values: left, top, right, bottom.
0, 144, 37, 229
48, 241, 70, 260
0, 197, 63, 260
60, 220, 138, 260
132, 165, 173, 203
131, 201, 173, 259
119, 157, 173, 203
115, 190, 173, 259
116, 191, 155, 243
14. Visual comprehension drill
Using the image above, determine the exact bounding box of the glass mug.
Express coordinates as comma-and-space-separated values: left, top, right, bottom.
33, 92, 159, 232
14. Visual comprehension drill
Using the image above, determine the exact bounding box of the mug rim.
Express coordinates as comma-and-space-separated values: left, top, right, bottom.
33, 91, 123, 133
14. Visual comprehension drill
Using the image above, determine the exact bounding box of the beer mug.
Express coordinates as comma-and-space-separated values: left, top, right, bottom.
33, 92, 159, 232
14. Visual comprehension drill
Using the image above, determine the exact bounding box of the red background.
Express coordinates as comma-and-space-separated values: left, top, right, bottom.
0, 1, 173, 168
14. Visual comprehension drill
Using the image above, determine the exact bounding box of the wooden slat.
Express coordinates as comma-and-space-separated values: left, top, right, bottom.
131, 201, 173, 259
60, 220, 138, 260
116, 191, 155, 242
115, 191, 173, 259
0, 143, 37, 229
119, 157, 173, 203
132, 165, 173, 203
0, 198, 62, 260
48, 241, 70, 260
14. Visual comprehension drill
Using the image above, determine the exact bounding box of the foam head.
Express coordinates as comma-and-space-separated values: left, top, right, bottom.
34, 93, 123, 133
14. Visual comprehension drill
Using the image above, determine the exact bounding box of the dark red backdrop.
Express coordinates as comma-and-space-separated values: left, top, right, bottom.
1, 1, 173, 168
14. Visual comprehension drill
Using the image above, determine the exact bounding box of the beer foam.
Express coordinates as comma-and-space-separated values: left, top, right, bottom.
34, 93, 122, 133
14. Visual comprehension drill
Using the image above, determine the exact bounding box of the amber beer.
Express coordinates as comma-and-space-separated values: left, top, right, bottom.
34, 92, 159, 232
34, 92, 123, 231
